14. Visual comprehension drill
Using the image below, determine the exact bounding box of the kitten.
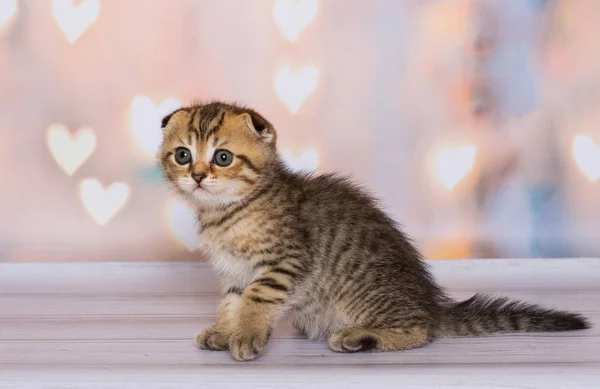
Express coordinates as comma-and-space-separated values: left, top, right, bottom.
158, 101, 589, 361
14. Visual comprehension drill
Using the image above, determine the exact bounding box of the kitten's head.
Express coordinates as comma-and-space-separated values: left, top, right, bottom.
158, 102, 278, 208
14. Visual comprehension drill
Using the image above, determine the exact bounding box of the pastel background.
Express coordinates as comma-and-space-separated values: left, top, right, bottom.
0, 0, 599, 262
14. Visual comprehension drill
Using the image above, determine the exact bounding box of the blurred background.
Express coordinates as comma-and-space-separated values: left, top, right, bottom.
0, 0, 598, 262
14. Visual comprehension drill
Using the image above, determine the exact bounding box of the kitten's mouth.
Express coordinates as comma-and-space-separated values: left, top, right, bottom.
195, 184, 206, 192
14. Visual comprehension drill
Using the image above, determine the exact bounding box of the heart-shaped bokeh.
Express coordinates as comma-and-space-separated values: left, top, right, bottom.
274, 66, 318, 114
129, 95, 181, 159
573, 134, 600, 182
165, 199, 198, 251
273, 0, 318, 42
434, 144, 477, 190
79, 178, 130, 225
281, 149, 319, 173
47, 124, 96, 176
52, 0, 100, 44
0, 0, 17, 32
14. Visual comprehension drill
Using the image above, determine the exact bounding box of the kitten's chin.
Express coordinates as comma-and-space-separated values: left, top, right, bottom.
188, 187, 218, 205
176, 179, 251, 209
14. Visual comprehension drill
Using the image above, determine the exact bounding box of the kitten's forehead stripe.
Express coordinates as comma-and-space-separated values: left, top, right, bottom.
199, 105, 220, 139
187, 108, 198, 139
205, 110, 226, 142
186, 108, 197, 136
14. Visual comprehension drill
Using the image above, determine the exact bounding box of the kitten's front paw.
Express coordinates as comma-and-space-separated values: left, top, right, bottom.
195, 325, 230, 351
229, 327, 270, 361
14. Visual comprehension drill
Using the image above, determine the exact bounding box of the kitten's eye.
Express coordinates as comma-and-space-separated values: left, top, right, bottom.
213, 149, 233, 167
174, 147, 192, 165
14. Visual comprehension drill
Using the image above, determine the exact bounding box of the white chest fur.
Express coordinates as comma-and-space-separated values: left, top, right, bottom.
198, 233, 255, 290
210, 253, 255, 290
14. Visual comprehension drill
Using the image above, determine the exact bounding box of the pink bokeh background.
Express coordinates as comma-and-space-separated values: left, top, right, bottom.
1, 0, 599, 262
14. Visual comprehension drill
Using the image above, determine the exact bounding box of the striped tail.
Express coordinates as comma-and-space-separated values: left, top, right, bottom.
436, 294, 590, 338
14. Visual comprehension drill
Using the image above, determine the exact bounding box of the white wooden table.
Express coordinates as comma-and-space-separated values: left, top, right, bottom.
1, 259, 599, 389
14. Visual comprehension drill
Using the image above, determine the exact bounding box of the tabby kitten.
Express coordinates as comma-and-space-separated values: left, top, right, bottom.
158, 101, 589, 361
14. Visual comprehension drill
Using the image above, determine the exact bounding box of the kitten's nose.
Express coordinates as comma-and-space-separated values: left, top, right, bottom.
192, 172, 206, 184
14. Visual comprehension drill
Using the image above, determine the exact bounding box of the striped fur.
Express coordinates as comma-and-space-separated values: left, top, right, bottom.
159, 101, 590, 361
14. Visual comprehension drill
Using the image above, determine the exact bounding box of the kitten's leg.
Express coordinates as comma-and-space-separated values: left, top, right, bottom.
328, 325, 430, 353
196, 288, 242, 351
229, 269, 296, 361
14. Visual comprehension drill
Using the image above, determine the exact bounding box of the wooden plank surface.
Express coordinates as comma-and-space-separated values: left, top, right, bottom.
1, 259, 599, 388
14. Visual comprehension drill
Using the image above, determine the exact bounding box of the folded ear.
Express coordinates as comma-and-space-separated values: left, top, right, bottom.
239, 111, 276, 145
161, 108, 185, 130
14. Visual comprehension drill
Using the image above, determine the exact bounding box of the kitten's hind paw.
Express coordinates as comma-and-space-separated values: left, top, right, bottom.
195, 326, 230, 351
329, 326, 430, 353
329, 327, 378, 353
